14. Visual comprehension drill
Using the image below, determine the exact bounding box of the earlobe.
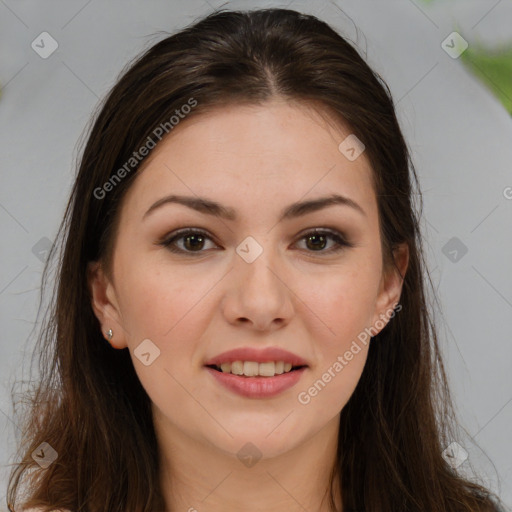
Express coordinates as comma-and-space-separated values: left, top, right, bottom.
86, 261, 127, 349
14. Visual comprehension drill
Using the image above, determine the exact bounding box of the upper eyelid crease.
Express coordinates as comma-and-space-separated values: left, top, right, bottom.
160, 228, 352, 255
142, 193, 366, 222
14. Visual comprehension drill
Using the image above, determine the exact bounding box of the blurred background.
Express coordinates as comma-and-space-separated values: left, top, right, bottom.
1, 0, 511, 509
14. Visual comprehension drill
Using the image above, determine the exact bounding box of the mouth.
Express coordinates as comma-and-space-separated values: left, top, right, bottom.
205, 361, 308, 378
203, 347, 309, 397
204, 362, 308, 399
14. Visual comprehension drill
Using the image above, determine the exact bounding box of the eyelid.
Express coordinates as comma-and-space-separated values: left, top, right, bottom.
293, 227, 354, 252
158, 226, 354, 255
158, 228, 220, 253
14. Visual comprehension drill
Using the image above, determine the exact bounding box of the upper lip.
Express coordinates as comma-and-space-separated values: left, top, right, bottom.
204, 347, 309, 367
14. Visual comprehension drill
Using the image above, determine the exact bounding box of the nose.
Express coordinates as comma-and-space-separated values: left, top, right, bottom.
221, 244, 294, 332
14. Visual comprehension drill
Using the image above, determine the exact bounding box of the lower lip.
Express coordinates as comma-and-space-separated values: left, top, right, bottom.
205, 366, 307, 398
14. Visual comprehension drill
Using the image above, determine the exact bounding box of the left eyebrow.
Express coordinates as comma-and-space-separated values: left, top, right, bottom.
142, 193, 366, 222
280, 193, 366, 219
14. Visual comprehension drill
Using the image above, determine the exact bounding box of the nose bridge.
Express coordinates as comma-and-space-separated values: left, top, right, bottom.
224, 233, 292, 328
235, 234, 282, 292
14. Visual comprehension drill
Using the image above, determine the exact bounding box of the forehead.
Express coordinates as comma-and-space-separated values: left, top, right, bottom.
121, 99, 377, 222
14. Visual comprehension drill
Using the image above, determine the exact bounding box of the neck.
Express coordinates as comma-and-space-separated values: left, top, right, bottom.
155, 410, 342, 512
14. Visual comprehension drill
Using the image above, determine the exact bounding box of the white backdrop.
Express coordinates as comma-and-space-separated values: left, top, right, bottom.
1, 0, 511, 509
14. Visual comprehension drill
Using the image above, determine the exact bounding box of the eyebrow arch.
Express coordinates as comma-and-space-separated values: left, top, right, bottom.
142, 193, 366, 222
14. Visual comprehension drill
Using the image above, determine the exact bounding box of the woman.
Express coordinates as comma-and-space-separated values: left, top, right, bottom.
7, 7, 506, 512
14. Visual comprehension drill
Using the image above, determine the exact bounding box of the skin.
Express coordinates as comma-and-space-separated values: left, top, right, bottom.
88, 97, 409, 512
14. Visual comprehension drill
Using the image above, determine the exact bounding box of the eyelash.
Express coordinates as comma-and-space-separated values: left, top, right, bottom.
159, 227, 353, 256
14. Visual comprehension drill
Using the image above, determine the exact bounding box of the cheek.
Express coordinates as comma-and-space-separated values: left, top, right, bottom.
298, 261, 381, 343
296, 259, 378, 410
117, 263, 208, 413
116, 255, 212, 340
298, 326, 371, 417
300, 347, 369, 418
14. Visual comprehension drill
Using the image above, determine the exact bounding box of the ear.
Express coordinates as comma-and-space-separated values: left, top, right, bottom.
87, 261, 128, 349
370, 242, 409, 333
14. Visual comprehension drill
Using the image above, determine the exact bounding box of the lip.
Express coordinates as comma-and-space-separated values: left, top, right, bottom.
205, 366, 307, 399
203, 347, 309, 367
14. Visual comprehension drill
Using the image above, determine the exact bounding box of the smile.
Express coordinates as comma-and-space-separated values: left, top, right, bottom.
207, 360, 306, 377
204, 364, 307, 398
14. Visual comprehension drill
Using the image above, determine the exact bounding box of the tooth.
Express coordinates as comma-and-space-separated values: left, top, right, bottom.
259, 361, 276, 376
243, 361, 259, 377
231, 361, 244, 375
220, 362, 231, 373
223, 361, 296, 376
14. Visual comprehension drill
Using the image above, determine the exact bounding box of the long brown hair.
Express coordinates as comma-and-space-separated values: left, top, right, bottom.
7, 7, 505, 512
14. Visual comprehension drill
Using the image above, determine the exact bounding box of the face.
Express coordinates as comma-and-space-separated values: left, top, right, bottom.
89, 98, 407, 460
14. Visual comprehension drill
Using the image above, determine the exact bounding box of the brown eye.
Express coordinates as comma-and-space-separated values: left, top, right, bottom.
182, 233, 206, 251
159, 228, 352, 256
161, 229, 218, 254
296, 229, 352, 254
305, 233, 328, 251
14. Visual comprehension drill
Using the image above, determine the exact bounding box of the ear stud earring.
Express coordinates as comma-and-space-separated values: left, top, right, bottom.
106, 329, 113, 342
